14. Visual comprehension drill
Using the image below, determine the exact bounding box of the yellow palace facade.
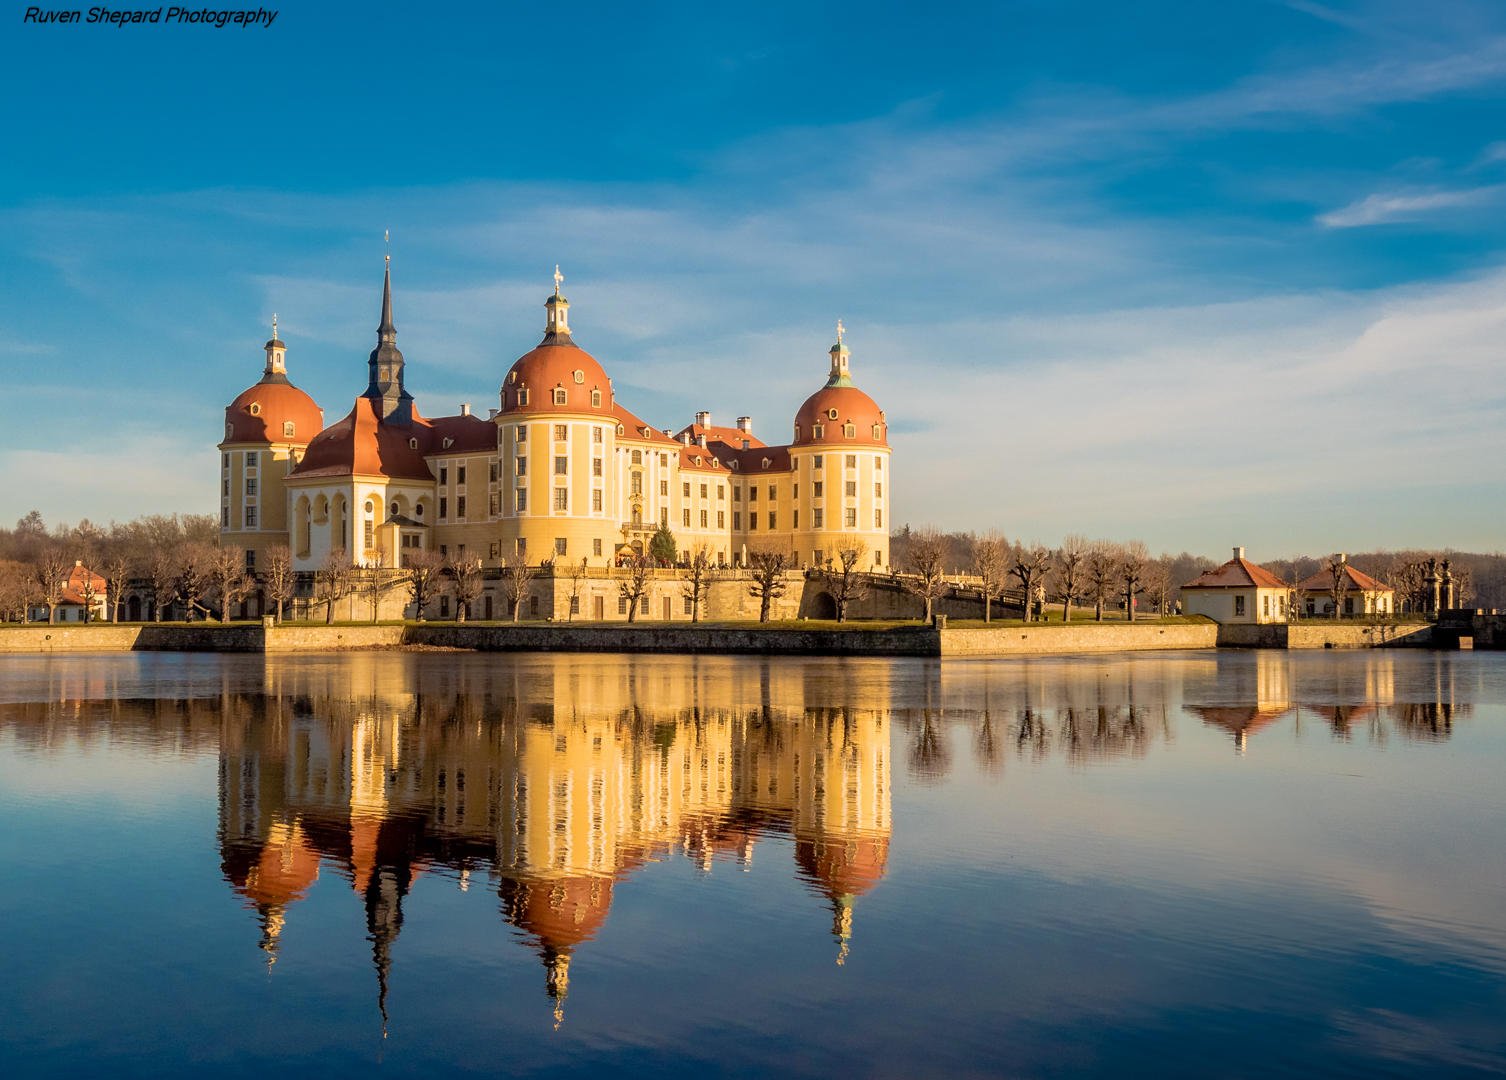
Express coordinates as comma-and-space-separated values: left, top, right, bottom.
218, 264, 892, 591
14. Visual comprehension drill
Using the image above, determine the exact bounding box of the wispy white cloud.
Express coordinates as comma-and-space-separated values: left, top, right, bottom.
1316, 185, 1506, 226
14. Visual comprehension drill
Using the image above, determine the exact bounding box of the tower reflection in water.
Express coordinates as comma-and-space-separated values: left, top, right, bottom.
216, 656, 891, 1026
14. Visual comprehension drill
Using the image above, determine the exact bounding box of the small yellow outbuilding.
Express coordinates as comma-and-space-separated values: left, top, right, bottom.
1182, 547, 1289, 624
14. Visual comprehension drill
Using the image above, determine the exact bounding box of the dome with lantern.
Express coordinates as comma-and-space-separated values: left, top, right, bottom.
498, 267, 614, 418
791, 325, 888, 447
223, 317, 324, 445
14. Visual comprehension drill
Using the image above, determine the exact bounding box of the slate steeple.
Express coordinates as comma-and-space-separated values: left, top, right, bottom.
364, 254, 414, 424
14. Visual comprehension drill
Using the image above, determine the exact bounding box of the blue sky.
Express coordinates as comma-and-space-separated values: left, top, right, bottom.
3, 0, 1505, 558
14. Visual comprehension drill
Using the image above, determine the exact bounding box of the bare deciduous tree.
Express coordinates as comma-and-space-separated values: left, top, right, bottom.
263, 545, 295, 624
617, 554, 652, 622
680, 544, 719, 623
820, 536, 871, 623
1009, 544, 1051, 623
177, 542, 217, 622
36, 547, 71, 625
1054, 534, 1088, 623
1085, 543, 1118, 622
74, 558, 103, 624
902, 526, 948, 622
562, 557, 589, 622
1325, 555, 1350, 619
746, 542, 793, 623
314, 548, 354, 625
972, 530, 1010, 623
405, 549, 444, 622
102, 549, 134, 623
211, 544, 253, 621
1117, 540, 1150, 622
449, 552, 484, 622
147, 548, 179, 622
358, 550, 404, 623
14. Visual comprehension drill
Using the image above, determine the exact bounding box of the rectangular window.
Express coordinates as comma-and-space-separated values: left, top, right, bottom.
717, 510, 725, 529
440, 467, 448, 485
490, 493, 500, 515
592, 488, 602, 512
793, 510, 799, 528
517, 389, 529, 406
440, 497, 448, 519
641, 596, 650, 615
570, 596, 580, 615
490, 462, 499, 483
768, 485, 777, 500
440, 596, 449, 618
1235, 595, 1247, 617
516, 537, 527, 555
659, 507, 668, 527
631, 472, 642, 495
750, 486, 758, 502
555, 538, 567, 556
793, 483, 798, 499
845, 455, 857, 469
246, 550, 256, 572
490, 542, 500, 559
700, 509, 708, 528
813, 481, 823, 498
875, 456, 882, 470
734, 512, 742, 530
683, 508, 691, 527
661, 479, 669, 496
458, 466, 466, 485
699, 483, 708, 499
516, 490, 527, 512
875, 482, 882, 498
812, 508, 823, 528
555, 456, 568, 475
813, 454, 823, 469
516, 425, 527, 443
554, 488, 568, 511
683, 481, 691, 497
734, 486, 742, 503
593, 538, 602, 556
717, 485, 724, 500
750, 512, 758, 530
245, 507, 257, 528
555, 424, 568, 441
457, 496, 466, 519
246, 451, 258, 467
767, 511, 776, 530
875, 509, 883, 529
593, 458, 602, 476
516, 456, 527, 475
223, 453, 229, 467
844, 508, 857, 528
845, 481, 857, 497
593, 427, 602, 443
660, 453, 669, 466
1263, 595, 1270, 616
364, 520, 374, 549
684, 596, 693, 615
221, 507, 229, 527
245, 478, 257, 495
619, 596, 628, 614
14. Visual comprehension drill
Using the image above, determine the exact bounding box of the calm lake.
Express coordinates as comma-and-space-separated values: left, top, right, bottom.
1, 649, 1503, 1078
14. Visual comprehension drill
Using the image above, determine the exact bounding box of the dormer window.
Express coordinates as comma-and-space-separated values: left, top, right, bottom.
553, 388, 567, 405
573, 370, 584, 384
248, 403, 261, 416
283, 421, 295, 438
226, 423, 233, 438
762, 457, 771, 469
616, 424, 625, 436
591, 390, 602, 408
517, 388, 529, 406
872, 424, 882, 439
793, 425, 800, 441
827, 408, 839, 420
695, 456, 703, 466
509, 371, 517, 384
844, 424, 856, 438
409, 438, 419, 449
443, 438, 454, 449
813, 424, 824, 439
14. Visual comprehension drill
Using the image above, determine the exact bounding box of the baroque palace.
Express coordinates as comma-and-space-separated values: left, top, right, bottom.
219, 260, 892, 616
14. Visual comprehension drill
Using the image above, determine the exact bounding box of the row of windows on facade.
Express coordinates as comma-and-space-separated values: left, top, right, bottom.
233, 407, 299, 440
1228, 594, 1393, 617
506, 386, 604, 409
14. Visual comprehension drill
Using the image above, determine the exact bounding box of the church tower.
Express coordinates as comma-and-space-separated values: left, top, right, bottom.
363, 256, 415, 424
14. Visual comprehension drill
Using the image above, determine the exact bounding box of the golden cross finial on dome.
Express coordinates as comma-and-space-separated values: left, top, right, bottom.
384, 229, 389, 264
272, 313, 277, 339
554, 265, 563, 294
837, 319, 844, 343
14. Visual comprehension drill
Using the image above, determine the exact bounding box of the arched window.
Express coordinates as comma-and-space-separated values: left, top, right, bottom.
591, 390, 602, 408
517, 389, 529, 406
284, 421, 295, 438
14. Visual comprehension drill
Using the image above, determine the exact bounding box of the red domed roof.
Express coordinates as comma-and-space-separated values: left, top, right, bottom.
498, 341, 614, 418
223, 377, 324, 446
794, 833, 889, 899
792, 385, 888, 448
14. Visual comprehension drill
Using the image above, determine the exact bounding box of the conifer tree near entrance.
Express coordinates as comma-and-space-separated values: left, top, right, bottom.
649, 525, 677, 566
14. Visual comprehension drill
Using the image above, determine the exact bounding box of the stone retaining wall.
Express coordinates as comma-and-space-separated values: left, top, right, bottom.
407, 623, 938, 656
1215, 622, 1434, 649
939, 621, 1218, 656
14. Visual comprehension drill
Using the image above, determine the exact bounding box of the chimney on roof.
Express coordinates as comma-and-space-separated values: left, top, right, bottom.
680, 432, 691, 446
1337, 553, 1347, 564
695, 410, 711, 428
461, 403, 471, 417
736, 416, 752, 434
488, 408, 498, 419
1233, 547, 1245, 561
697, 434, 707, 448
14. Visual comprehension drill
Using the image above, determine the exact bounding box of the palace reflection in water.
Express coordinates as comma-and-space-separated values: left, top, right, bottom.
216, 658, 892, 1026
0, 649, 1479, 1040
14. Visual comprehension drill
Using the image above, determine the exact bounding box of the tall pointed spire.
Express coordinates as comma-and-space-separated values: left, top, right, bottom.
364, 247, 413, 424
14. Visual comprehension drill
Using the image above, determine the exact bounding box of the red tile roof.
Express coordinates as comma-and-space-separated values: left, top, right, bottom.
291, 398, 435, 482
1183, 557, 1287, 590
60, 563, 107, 605
674, 423, 766, 451
1297, 565, 1389, 593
